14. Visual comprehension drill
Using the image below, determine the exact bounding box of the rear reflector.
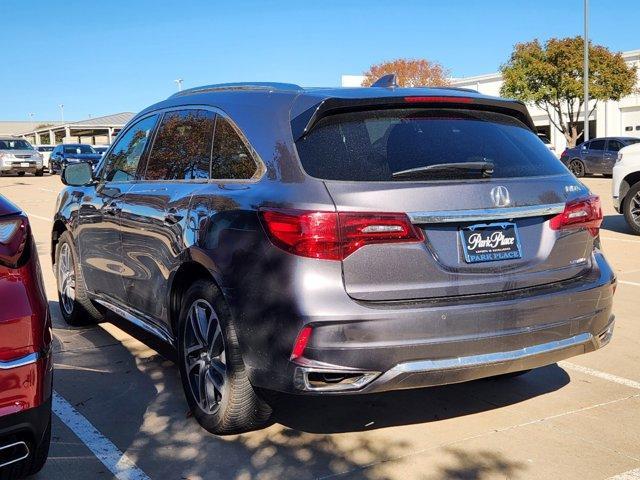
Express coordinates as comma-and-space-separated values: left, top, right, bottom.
404, 96, 474, 104
290, 326, 313, 360
549, 195, 602, 236
259, 209, 424, 260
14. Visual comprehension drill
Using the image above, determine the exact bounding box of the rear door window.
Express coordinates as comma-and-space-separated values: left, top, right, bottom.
144, 109, 216, 181
589, 140, 605, 150
607, 140, 624, 152
295, 108, 568, 181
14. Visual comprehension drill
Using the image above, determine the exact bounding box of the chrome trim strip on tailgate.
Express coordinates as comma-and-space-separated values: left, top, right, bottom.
390, 332, 592, 374
408, 203, 566, 224
0, 352, 40, 370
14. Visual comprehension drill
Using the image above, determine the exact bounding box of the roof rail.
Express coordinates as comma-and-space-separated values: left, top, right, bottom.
370, 74, 399, 88
170, 82, 303, 98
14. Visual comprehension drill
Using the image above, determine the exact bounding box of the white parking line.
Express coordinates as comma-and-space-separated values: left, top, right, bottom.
601, 236, 640, 244
24, 212, 53, 223
52, 391, 151, 480
560, 362, 640, 390
608, 468, 640, 479
619, 280, 640, 287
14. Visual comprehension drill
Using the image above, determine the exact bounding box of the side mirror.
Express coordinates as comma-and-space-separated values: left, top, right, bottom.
62, 161, 94, 186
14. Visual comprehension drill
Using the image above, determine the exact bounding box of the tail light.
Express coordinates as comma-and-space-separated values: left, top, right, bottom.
0, 214, 29, 268
560, 149, 569, 158
259, 209, 424, 260
549, 195, 602, 236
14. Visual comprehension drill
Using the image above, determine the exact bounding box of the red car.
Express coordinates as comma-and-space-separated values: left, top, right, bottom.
0, 195, 51, 479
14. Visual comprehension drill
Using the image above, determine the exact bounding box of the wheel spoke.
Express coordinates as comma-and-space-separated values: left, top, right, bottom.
210, 358, 226, 376
206, 368, 223, 395
209, 323, 223, 357
197, 363, 208, 410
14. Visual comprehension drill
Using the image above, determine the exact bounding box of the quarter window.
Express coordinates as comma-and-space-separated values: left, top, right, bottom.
607, 140, 624, 152
211, 117, 258, 180
145, 110, 215, 181
103, 115, 157, 182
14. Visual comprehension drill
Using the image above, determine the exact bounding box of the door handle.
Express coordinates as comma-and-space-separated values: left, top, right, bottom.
103, 201, 121, 215
164, 209, 184, 225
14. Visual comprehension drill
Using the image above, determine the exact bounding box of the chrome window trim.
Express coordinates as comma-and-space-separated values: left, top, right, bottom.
408, 202, 566, 224
0, 352, 40, 370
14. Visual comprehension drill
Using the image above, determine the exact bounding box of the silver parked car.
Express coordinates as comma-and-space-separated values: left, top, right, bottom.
0, 138, 44, 176
53, 80, 616, 435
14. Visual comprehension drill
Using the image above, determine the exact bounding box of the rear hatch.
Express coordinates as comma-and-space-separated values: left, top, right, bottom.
294, 102, 598, 301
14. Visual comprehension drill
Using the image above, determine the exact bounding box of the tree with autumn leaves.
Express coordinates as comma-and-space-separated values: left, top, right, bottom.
501, 36, 637, 147
362, 59, 450, 87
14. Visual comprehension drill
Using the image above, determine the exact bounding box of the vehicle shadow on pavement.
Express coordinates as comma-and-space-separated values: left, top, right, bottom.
270, 365, 569, 434
46, 299, 562, 480
601, 214, 634, 235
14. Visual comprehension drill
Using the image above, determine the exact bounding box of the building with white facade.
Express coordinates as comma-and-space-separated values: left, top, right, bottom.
341, 49, 640, 152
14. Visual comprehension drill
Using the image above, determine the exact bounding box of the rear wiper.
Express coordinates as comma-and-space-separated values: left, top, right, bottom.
392, 162, 495, 179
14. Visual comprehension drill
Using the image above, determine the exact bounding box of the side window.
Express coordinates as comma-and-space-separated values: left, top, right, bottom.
210, 117, 258, 180
102, 115, 157, 182
589, 139, 605, 150
145, 110, 215, 181
607, 140, 624, 152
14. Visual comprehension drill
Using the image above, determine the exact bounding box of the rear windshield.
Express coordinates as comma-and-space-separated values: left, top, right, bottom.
295, 108, 567, 181
0, 139, 33, 150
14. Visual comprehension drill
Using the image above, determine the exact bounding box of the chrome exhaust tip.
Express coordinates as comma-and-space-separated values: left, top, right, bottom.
0, 441, 30, 469
293, 360, 380, 392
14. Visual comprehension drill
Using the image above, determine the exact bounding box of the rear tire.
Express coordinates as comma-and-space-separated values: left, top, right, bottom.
568, 159, 585, 177
623, 182, 640, 235
177, 279, 271, 435
35, 169, 44, 177
55, 231, 104, 326
0, 417, 51, 480
17, 171, 25, 176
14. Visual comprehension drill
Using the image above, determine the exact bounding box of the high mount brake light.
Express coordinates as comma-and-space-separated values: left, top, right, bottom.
0, 214, 29, 268
259, 209, 424, 261
549, 195, 602, 237
404, 96, 474, 104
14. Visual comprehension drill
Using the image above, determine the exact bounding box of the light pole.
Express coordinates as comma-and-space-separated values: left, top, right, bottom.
583, 0, 589, 142
58, 104, 65, 123
174, 78, 183, 92
28, 112, 35, 127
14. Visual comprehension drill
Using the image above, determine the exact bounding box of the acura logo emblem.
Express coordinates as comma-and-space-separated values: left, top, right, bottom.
490, 186, 511, 207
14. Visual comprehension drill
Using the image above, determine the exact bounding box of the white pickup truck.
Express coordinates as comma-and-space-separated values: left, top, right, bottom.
612, 142, 640, 234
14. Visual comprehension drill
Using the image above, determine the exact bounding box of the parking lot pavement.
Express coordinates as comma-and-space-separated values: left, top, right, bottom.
2, 173, 640, 480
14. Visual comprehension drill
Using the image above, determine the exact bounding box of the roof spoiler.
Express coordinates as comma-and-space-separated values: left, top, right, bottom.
291, 96, 536, 140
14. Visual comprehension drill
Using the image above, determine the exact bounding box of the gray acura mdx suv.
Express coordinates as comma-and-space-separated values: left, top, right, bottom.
53, 80, 615, 435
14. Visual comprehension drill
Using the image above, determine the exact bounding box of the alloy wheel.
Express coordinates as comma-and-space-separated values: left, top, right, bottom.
569, 160, 584, 177
630, 192, 640, 227
183, 299, 227, 414
58, 243, 76, 316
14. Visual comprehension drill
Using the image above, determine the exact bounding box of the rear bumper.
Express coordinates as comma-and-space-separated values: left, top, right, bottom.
0, 166, 39, 174
243, 251, 615, 394
0, 396, 51, 460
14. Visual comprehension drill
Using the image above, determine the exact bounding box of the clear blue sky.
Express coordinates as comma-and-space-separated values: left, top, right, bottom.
2, 0, 638, 121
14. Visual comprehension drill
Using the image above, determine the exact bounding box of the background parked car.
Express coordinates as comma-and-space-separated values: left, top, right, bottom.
0, 195, 52, 478
613, 142, 640, 234
560, 137, 640, 177
34, 146, 55, 173
49, 144, 102, 174
537, 133, 557, 157
0, 138, 44, 177
92, 145, 109, 156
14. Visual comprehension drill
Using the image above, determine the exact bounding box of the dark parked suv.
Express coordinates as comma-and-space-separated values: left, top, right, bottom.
560, 136, 640, 177
52, 81, 615, 435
